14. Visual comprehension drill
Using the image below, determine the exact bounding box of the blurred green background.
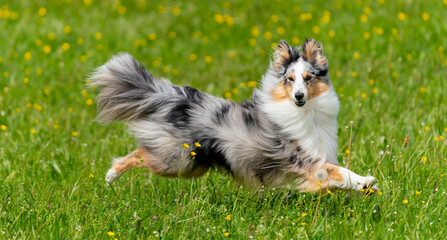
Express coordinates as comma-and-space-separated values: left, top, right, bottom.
0, 0, 446, 239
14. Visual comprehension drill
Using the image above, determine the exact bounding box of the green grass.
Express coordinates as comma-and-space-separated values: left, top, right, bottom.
1, 0, 447, 238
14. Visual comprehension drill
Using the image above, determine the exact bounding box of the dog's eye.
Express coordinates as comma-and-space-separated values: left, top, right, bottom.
304, 75, 312, 81
287, 77, 294, 81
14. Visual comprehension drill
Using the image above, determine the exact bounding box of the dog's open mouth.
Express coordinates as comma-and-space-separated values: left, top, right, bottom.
295, 101, 306, 107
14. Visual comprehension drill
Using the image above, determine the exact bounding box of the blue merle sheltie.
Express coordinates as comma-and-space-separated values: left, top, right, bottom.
90, 39, 377, 193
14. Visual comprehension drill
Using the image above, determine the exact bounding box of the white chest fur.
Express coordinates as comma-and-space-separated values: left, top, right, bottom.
261, 89, 340, 165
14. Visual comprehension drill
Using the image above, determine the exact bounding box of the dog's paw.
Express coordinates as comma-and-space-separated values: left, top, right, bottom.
354, 176, 378, 192
105, 168, 120, 184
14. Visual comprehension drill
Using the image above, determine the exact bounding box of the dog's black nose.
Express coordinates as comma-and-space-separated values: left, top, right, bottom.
295, 92, 304, 101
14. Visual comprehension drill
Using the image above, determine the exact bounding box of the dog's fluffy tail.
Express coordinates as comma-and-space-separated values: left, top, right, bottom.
89, 53, 175, 122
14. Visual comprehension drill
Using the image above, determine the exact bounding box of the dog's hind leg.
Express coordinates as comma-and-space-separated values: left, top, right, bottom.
299, 163, 377, 193
105, 145, 210, 183
105, 146, 174, 183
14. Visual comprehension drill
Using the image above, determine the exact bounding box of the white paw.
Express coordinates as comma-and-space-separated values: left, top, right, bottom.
105, 168, 120, 184
354, 176, 377, 192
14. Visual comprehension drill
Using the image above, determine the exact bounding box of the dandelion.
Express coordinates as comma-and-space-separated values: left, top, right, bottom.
398, 12, 406, 21
363, 32, 370, 40
30, 129, 36, 134
369, 79, 374, 85
373, 88, 379, 94
263, 31, 272, 40
72, 131, 78, 137
322, 15, 330, 23
360, 14, 368, 23
247, 81, 257, 87
107, 231, 115, 237
189, 53, 197, 61
353, 52, 360, 60
312, 26, 320, 34
195, 142, 201, 147
77, 38, 84, 45
249, 38, 256, 46
89, 173, 94, 178
1, 125, 6, 131
204, 56, 212, 63
24, 51, 31, 60
424, 126, 429, 131
301, 222, 306, 226
328, 30, 335, 38
63, 25, 71, 34
277, 27, 285, 35
224, 232, 229, 237
270, 14, 279, 23
94, 32, 102, 40
147, 33, 157, 40
61, 43, 70, 51
361, 93, 367, 99
86, 99, 93, 105
118, 5, 126, 15
251, 26, 259, 37
38, 7, 47, 17
183, 143, 189, 148
416, 191, 421, 195
419, 87, 427, 93
378, 190, 382, 195
317, 181, 323, 186
422, 12, 430, 21
84, 0, 92, 5
171, 6, 181, 16
434, 137, 439, 141
403, 200, 408, 204
369, 188, 374, 193
326, 189, 332, 194
301, 213, 307, 217
226, 214, 231, 221
43, 45, 51, 54
351, 72, 357, 78
48, 32, 56, 40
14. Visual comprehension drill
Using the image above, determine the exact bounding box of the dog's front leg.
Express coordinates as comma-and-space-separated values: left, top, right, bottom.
299, 163, 377, 193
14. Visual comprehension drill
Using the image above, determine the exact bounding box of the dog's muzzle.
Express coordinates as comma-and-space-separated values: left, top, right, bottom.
295, 101, 306, 107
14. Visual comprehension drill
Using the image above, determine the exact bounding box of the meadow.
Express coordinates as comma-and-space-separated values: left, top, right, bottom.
1, 0, 446, 239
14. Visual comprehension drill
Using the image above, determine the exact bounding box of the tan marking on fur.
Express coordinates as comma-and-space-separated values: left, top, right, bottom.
271, 81, 293, 102
307, 79, 330, 100
288, 72, 296, 81
273, 42, 291, 69
303, 39, 327, 66
112, 146, 209, 178
298, 163, 344, 192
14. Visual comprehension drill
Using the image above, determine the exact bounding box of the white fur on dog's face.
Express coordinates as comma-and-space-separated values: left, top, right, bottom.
288, 59, 311, 103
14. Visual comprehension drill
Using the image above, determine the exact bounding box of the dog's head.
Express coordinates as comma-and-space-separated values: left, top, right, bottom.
267, 39, 330, 107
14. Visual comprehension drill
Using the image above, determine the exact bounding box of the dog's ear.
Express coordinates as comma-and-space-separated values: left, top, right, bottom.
273, 40, 293, 69
301, 38, 327, 67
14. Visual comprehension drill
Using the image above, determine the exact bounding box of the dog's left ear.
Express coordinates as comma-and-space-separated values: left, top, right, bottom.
273, 40, 293, 69
301, 38, 327, 67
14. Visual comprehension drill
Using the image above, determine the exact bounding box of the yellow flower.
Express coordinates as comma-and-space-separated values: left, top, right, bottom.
226, 214, 231, 221
359, 188, 365, 192
360, 14, 368, 23
363, 32, 370, 40
107, 231, 115, 236
24, 51, 31, 60
35, 39, 43, 46
228, 50, 236, 59
247, 81, 257, 87
424, 126, 429, 131
270, 14, 279, 23
317, 181, 323, 186
326, 189, 332, 194
190, 151, 196, 156
63, 25, 71, 34
189, 54, 197, 61
94, 32, 102, 40
248, 38, 256, 46
353, 52, 360, 60
43, 45, 51, 54
224, 232, 229, 237
83, 0, 92, 5
345, 150, 350, 154
276, 27, 285, 35
434, 137, 439, 141
30, 129, 36, 134
183, 143, 189, 148
89, 173, 94, 178
328, 30, 335, 38
361, 93, 367, 99
61, 43, 70, 51
214, 14, 224, 24
77, 38, 84, 45
322, 15, 330, 23
301, 213, 307, 217
204, 56, 212, 63
422, 12, 429, 21
351, 72, 357, 78
171, 6, 181, 16
312, 26, 320, 34
195, 142, 201, 147
402, 199, 408, 204
1, 125, 6, 131
263, 31, 272, 40
398, 12, 406, 21
86, 99, 93, 105
118, 6, 126, 15
72, 131, 78, 137
368, 79, 374, 85
373, 88, 379, 94
369, 188, 374, 193
38, 7, 47, 17
251, 26, 259, 37
301, 222, 306, 226
419, 87, 427, 93
415, 191, 421, 195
